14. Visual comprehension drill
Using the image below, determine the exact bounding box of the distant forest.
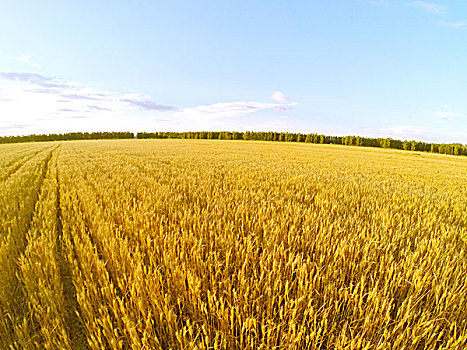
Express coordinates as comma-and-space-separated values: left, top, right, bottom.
0, 131, 134, 143
1, 130, 466, 156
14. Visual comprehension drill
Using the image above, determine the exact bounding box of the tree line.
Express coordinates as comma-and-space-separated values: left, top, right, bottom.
0, 132, 134, 144
137, 131, 467, 156
1, 130, 465, 156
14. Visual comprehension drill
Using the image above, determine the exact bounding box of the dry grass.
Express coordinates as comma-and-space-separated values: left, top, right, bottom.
1, 139, 466, 349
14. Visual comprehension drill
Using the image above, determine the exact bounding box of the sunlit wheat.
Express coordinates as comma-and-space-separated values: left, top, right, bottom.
1, 139, 466, 349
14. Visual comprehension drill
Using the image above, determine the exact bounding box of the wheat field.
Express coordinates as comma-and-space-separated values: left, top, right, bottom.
0, 139, 466, 349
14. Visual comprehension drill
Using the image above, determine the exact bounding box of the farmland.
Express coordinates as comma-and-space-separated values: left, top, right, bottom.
1, 139, 466, 349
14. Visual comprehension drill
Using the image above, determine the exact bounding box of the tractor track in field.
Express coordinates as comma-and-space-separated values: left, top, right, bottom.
19, 144, 89, 349
1, 145, 58, 348
22, 145, 58, 248
54, 146, 89, 349
0, 145, 55, 182
0, 147, 34, 168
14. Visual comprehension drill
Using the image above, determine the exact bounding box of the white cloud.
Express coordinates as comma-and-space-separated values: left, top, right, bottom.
172, 94, 297, 128
365, 1, 448, 15
0, 72, 175, 113
176, 100, 292, 120
244, 120, 293, 132
443, 21, 467, 28
270, 91, 290, 104
0, 72, 297, 135
435, 111, 465, 120
380, 125, 467, 143
408, 1, 446, 14
4, 55, 42, 68
366, 0, 389, 5
0, 72, 177, 135
119, 92, 177, 111
14, 55, 30, 63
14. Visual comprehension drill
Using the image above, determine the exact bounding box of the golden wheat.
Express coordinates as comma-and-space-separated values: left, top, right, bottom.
0, 139, 466, 349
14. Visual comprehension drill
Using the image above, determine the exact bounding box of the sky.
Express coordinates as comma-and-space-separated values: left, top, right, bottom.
0, 0, 466, 144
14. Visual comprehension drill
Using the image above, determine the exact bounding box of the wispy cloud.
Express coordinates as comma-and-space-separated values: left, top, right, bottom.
435, 111, 465, 120
120, 93, 177, 111
2, 55, 41, 68
0, 72, 70, 89
153, 117, 170, 122
66, 115, 89, 119
442, 21, 467, 28
0, 71, 296, 135
242, 120, 293, 132
88, 105, 111, 112
13, 55, 41, 68
0, 72, 176, 113
365, 1, 447, 15
0, 123, 31, 131
408, 1, 446, 14
59, 93, 104, 101
270, 91, 290, 104
174, 99, 296, 122
366, 0, 389, 6
380, 125, 467, 143
25, 88, 61, 94
0, 71, 180, 135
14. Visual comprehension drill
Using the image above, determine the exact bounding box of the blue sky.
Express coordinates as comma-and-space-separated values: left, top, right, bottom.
0, 0, 466, 143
